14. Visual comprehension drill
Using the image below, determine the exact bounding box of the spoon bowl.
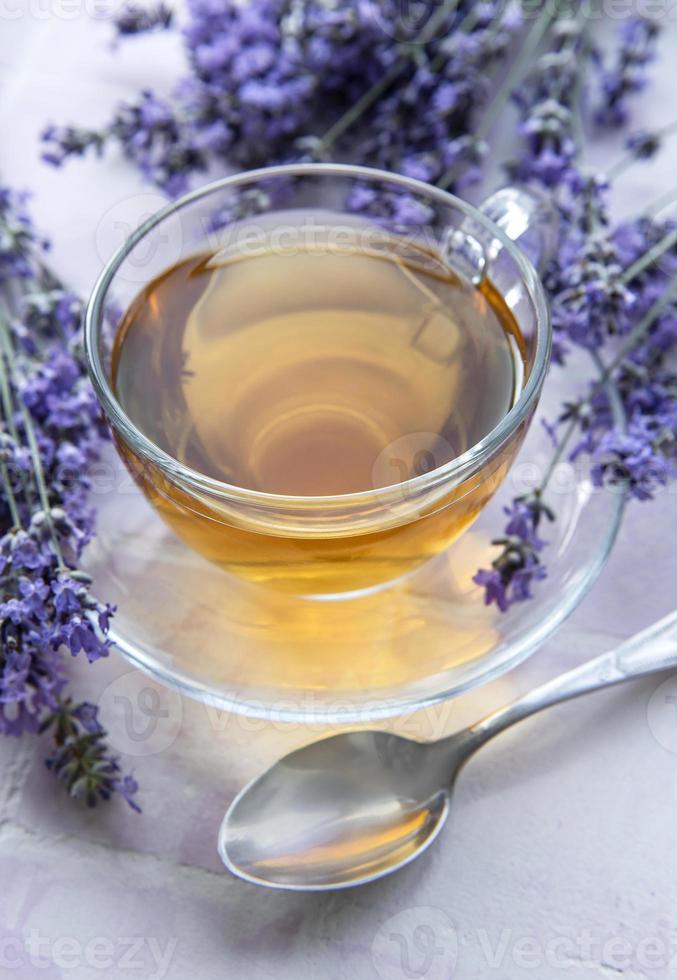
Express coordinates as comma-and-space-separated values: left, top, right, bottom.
219, 732, 467, 890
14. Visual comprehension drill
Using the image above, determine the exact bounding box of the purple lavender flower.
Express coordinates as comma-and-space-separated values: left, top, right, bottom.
40, 124, 104, 168
113, 2, 173, 36
550, 235, 635, 350
110, 91, 207, 197
346, 180, 434, 232
591, 420, 671, 500
473, 567, 511, 613
595, 18, 661, 128
473, 496, 553, 612
43, 699, 141, 811
43, 93, 205, 198
360, 12, 516, 187
0, 188, 48, 280
507, 21, 586, 190
71, 700, 103, 733
20, 289, 84, 339
624, 129, 662, 161
503, 500, 548, 551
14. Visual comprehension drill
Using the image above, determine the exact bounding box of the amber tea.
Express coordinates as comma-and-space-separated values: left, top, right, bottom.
113, 230, 527, 595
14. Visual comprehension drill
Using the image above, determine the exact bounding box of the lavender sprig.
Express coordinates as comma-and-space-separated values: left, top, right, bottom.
43, 93, 205, 198
594, 17, 661, 128
0, 187, 139, 811
473, 12, 677, 610
507, 17, 587, 188
473, 495, 553, 612
41, 700, 140, 810
478, 200, 677, 601
113, 2, 173, 37
0, 188, 49, 280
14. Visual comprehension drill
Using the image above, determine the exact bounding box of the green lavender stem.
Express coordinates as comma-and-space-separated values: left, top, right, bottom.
319, 63, 404, 153
0, 329, 20, 445
643, 183, 677, 217
475, 5, 557, 140
621, 224, 677, 284
539, 414, 580, 494
0, 317, 65, 569
0, 313, 35, 516
604, 277, 677, 375
0, 459, 20, 527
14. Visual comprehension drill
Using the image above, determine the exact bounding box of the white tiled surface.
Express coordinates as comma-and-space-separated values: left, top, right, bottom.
2, 12, 677, 980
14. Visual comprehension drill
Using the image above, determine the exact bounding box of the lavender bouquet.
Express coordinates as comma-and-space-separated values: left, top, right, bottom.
3, 1, 677, 804
0, 190, 139, 808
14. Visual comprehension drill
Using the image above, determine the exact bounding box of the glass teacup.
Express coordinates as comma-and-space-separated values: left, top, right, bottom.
86, 165, 553, 598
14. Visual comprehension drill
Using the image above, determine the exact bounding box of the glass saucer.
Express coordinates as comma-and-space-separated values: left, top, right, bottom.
83, 358, 626, 723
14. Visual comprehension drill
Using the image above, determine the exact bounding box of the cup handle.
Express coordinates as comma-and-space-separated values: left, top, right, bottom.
476, 185, 560, 273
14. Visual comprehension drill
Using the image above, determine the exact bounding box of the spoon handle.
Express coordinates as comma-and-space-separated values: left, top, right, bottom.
469, 609, 677, 745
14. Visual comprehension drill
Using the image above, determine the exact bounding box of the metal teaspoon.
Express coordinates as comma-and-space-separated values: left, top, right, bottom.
219, 610, 677, 891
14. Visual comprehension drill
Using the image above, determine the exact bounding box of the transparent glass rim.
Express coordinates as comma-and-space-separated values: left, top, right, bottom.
85, 163, 552, 509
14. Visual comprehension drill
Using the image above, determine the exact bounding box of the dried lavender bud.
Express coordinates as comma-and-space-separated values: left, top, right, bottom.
595, 17, 661, 128
113, 2, 173, 36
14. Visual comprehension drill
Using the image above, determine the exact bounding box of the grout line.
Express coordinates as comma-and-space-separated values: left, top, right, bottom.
0, 817, 227, 883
